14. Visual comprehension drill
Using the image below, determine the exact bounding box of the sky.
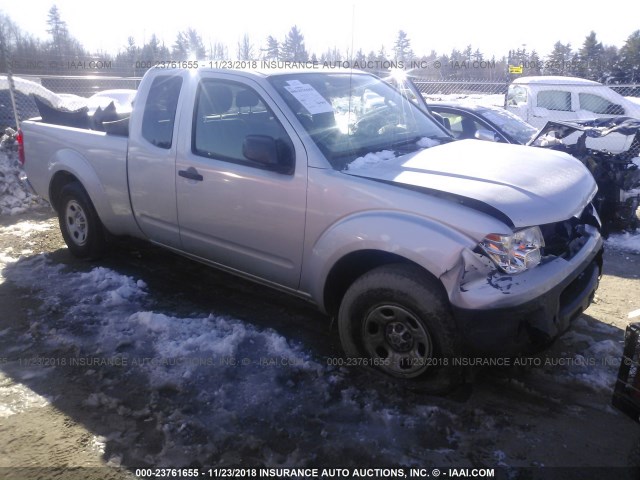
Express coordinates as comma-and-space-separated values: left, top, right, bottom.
1, 0, 638, 59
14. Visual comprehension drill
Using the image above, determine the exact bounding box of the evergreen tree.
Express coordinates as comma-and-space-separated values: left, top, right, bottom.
210, 42, 227, 61
527, 50, 542, 76
393, 30, 414, 63
237, 34, 254, 61
141, 34, 169, 62
262, 35, 279, 60
46, 5, 68, 58
45, 4, 84, 62
172, 28, 206, 60
321, 47, 342, 63
376, 45, 388, 63
281, 26, 308, 62
615, 30, 640, 82
577, 31, 605, 81
601, 45, 619, 83
545, 41, 573, 75
353, 48, 366, 67
463, 44, 473, 61
115, 36, 139, 72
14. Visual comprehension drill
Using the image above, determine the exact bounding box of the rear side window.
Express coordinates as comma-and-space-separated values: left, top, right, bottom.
142, 76, 183, 149
537, 90, 571, 111
578, 93, 625, 115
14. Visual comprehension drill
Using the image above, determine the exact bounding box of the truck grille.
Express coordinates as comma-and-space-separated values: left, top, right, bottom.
539, 203, 600, 260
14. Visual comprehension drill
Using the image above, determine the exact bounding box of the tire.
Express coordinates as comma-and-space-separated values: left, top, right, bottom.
338, 264, 460, 383
57, 182, 107, 259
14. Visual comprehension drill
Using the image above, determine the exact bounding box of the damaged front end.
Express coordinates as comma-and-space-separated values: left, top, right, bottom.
443, 203, 603, 355
530, 117, 640, 232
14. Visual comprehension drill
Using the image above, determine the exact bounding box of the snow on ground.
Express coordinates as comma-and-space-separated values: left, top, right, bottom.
626, 96, 640, 106
1, 253, 469, 467
531, 317, 624, 393
606, 230, 640, 254
0, 152, 49, 215
0, 218, 55, 278
0, 241, 631, 467
0, 369, 51, 418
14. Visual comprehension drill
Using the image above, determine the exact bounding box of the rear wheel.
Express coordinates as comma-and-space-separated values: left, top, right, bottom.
58, 182, 107, 259
338, 264, 460, 383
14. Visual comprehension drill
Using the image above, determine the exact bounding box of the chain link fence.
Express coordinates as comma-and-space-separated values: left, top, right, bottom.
412, 78, 640, 98
1, 69, 640, 131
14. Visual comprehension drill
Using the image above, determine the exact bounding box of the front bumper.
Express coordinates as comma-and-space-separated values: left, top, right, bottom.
447, 227, 604, 355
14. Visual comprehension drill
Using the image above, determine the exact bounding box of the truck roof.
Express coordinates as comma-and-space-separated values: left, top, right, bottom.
512, 76, 602, 86
147, 65, 368, 78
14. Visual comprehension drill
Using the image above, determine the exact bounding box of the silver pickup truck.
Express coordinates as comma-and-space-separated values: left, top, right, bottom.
20, 67, 603, 382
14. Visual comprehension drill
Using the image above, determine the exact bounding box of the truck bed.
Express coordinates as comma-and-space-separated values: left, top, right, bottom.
22, 119, 137, 236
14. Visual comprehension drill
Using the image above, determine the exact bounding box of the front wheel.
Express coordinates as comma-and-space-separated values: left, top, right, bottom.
57, 182, 107, 259
338, 264, 460, 382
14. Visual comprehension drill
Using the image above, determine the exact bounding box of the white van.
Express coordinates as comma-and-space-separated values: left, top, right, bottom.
506, 76, 640, 152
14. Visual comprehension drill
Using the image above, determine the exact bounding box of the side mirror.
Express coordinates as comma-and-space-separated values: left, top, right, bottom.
475, 128, 500, 142
243, 135, 294, 174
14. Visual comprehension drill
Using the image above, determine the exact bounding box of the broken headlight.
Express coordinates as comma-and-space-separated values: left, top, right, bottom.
479, 226, 545, 274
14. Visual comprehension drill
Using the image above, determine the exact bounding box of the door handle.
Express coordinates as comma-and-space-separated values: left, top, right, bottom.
178, 167, 203, 182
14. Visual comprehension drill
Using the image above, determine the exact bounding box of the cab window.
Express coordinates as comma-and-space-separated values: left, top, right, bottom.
192, 79, 294, 173
537, 90, 571, 111
141, 76, 183, 149
578, 93, 625, 115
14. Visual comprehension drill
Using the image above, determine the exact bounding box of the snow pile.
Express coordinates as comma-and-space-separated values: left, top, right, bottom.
532, 318, 623, 392
0, 75, 87, 111
346, 137, 440, 170
0, 152, 48, 215
346, 149, 397, 170
417, 137, 440, 148
606, 230, 640, 254
0, 75, 66, 110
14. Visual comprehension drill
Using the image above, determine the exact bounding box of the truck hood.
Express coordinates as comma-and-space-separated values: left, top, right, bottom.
345, 140, 597, 228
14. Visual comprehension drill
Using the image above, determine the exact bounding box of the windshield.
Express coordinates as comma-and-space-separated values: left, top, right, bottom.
268, 72, 450, 170
479, 107, 538, 144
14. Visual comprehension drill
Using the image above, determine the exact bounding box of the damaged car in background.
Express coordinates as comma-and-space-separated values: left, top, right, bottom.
529, 117, 640, 232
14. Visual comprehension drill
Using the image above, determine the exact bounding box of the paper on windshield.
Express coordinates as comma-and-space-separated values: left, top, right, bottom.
284, 82, 333, 115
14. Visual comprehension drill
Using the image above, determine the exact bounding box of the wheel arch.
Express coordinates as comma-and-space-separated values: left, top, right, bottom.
304, 212, 474, 316
49, 170, 83, 212
322, 250, 452, 318
44, 149, 120, 233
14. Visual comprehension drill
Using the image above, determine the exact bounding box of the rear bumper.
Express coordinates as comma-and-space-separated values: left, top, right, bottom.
450, 232, 603, 355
